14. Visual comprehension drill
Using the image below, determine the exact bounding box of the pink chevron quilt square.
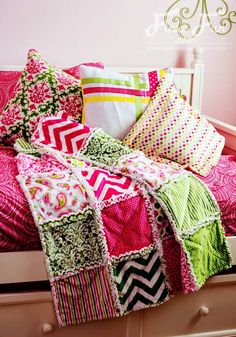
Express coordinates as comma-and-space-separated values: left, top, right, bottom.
112, 249, 169, 313
51, 266, 117, 326
81, 166, 138, 204
101, 196, 153, 257
33, 112, 92, 154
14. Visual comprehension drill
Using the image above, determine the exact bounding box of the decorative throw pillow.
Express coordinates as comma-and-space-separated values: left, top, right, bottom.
0, 63, 104, 117
0, 50, 103, 144
80, 65, 173, 140
123, 77, 225, 176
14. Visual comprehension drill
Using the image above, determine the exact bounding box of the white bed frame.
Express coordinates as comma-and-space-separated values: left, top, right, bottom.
0, 47, 236, 337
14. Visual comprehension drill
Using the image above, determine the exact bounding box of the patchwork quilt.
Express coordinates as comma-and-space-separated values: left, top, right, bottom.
16, 112, 231, 327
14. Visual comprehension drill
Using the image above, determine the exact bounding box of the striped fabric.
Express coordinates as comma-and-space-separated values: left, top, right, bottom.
124, 77, 225, 176
33, 112, 92, 154
52, 267, 116, 326
80, 65, 173, 140
14, 138, 40, 156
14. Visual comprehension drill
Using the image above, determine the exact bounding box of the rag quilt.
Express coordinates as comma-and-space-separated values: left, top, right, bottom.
16, 112, 231, 327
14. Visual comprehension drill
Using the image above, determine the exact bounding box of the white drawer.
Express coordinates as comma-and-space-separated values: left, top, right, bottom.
0, 274, 236, 337
140, 275, 236, 337
0, 292, 129, 337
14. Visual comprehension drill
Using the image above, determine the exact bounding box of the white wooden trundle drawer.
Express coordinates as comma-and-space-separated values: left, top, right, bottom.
0, 291, 129, 337
138, 274, 236, 337
0, 274, 236, 337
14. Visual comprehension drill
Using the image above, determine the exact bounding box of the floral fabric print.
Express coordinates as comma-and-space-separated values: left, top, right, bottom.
81, 129, 133, 167
0, 49, 83, 144
40, 209, 106, 277
117, 152, 185, 190
17, 153, 66, 175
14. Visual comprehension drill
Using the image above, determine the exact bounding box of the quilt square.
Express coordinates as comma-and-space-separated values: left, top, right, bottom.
81, 166, 138, 204
101, 195, 153, 257
22, 171, 89, 224
51, 266, 117, 326
113, 249, 169, 313
40, 209, 106, 277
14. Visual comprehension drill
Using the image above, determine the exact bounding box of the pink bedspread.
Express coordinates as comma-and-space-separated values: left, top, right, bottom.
195, 155, 236, 236
0, 150, 235, 252
0, 145, 41, 252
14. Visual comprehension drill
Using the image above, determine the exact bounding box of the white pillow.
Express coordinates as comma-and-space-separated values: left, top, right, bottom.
80, 65, 173, 139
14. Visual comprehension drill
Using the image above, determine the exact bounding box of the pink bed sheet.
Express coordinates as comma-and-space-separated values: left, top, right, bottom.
0, 150, 235, 252
195, 155, 236, 236
0, 145, 41, 252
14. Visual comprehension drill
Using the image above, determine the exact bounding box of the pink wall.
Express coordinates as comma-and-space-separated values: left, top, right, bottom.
0, 0, 235, 125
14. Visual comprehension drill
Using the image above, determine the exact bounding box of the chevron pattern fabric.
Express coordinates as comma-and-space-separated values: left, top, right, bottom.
113, 250, 169, 312
81, 166, 137, 202
17, 113, 231, 327
34, 112, 92, 154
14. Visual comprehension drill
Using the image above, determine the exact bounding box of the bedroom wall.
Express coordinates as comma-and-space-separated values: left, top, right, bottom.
0, 0, 235, 126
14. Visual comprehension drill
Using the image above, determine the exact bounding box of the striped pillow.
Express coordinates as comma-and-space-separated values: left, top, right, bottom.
124, 77, 225, 176
80, 66, 173, 139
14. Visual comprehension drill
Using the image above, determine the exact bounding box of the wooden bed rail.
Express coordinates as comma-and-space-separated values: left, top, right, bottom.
205, 115, 236, 154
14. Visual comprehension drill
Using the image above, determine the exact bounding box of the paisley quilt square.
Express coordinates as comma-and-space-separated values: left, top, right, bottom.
101, 195, 153, 257
51, 266, 117, 326
22, 171, 89, 224
40, 209, 106, 277
113, 249, 169, 313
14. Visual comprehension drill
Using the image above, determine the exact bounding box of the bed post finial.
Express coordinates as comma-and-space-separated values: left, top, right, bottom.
193, 46, 204, 64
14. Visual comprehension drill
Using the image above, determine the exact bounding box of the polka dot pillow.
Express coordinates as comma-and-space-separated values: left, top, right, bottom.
0, 49, 84, 144
80, 65, 173, 140
124, 76, 225, 176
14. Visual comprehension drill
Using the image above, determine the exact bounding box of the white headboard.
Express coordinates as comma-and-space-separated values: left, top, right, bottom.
108, 47, 204, 111
0, 47, 204, 112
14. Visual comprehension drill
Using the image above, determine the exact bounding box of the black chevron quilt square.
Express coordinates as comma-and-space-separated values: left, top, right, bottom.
112, 249, 170, 313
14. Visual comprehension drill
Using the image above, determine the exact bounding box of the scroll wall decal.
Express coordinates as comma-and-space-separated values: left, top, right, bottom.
164, 0, 236, 39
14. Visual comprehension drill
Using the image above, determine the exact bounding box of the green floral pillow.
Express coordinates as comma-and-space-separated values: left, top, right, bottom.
0, 49, 83, 144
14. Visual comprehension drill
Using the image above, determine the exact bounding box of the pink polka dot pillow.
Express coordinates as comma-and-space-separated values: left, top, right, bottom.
124, 77, 225, 176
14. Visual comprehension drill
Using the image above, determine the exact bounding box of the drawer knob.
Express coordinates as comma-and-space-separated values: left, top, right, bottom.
199, 306, 209, 316
42, 323, 54, 334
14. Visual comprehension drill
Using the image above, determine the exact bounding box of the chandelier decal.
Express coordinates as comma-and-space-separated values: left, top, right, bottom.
164, 0, 236, 39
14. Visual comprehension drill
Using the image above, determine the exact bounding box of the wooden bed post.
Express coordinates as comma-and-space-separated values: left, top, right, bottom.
191, 46, 204, 111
